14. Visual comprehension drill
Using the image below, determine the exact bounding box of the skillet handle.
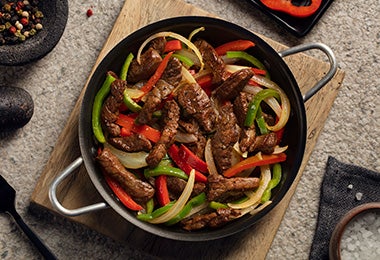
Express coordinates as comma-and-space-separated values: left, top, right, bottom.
278, 42, 338, 102
48, 157, 109, 216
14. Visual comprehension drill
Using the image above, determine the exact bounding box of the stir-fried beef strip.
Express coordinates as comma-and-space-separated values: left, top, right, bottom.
249, 132, 277, 154
211, 102, 239, 173
127, 47, 163, 83
181, 207, 241, 231
101, 79, 127, 137
177, 118, 206, 158
166, 176, 206, 200
207, 174, 260, 202
97, 147, 155, 203
175, 83, 216, 133
194, 39, 227, 85
146, 100, 180, 167
108, 134, 152, 152
161, 57, 183, 87
214, 68, 253, 101
149, 37, 166, 55
136, 79, 175, 125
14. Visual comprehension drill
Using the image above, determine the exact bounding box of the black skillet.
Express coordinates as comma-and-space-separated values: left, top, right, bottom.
49, 16, 337, 241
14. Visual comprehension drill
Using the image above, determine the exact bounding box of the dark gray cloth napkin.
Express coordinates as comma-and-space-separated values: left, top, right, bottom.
309, 156, 380, 260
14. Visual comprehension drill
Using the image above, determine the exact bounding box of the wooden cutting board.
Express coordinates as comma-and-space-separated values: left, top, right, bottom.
31, 0, 345, 259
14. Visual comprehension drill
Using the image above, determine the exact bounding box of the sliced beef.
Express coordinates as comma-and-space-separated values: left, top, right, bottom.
161, 57, 182, 87
136, 79, 175, 125
249, 132, 277, 154
127, 48, 162, 83
101, 79, 127, 137
181, 208, 241, 231
97, 147, 155, 203
211, 102, 239, 173
178, 119, 206, 159
214, 68, 253, 101
194, 39, 227, 85
146, 100, 180, 167
108, 134, 152, 152
149, 37, 166, 54
233, 92, 253, 127
207, 174, 260, 202
166, 176, 206, 200
175, 83, 216, 133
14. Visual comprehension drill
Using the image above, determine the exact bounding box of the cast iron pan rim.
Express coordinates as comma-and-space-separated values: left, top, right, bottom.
0, 0, 68, 66
79, 16, 306, 241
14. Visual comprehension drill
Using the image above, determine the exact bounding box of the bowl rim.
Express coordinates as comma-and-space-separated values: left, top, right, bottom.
0, 0, 68, 66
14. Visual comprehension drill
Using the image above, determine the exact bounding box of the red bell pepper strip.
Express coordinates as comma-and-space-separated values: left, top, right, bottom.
196, 74, 213, 89
168, 144, 208, 183
104, 175, 143, 211
259, 0, 322, 18
164, 40, 182, 53
251, 67, 267, 76
155, 175, 170, 206
116, 114, 161, 143
178, 144, 208, 173
274, 116, 285, 145
140, 52, 174, 94
223, 152, 287, 178
215, 40, 255, 56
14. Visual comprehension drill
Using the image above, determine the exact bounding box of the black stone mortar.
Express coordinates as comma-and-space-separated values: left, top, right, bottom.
0, 0, 68, 66
0, 86, 34, 132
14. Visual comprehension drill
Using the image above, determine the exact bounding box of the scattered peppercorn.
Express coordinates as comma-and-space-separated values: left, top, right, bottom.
86, 8, 93, 17
0, 0, 44, 45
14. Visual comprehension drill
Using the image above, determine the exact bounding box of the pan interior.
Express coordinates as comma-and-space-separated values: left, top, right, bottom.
79, 16, 306, 241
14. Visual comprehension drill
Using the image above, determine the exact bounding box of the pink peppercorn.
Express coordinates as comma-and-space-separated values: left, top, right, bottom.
20, 17, 28, 26
86, 9, 93, 17
9, 26, 16, 34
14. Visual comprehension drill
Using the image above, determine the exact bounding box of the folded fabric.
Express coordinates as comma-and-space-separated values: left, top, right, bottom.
309, 156, 380, 260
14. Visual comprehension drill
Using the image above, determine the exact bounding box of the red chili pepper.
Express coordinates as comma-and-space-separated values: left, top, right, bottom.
215, 40, 255, 56
116, 114, 161, 142
140, 52, 174, 94
104, 175, 143, 211
223, 152, 287, 178
168, 144, 208, 183
259, 0, 322, 18
164, 40, 182, 53
155, 175, 170, 206
178, 144, 208, 173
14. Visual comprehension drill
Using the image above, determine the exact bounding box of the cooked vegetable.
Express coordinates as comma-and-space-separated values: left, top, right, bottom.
94, 28, 292, 231
259, 0, 322, 18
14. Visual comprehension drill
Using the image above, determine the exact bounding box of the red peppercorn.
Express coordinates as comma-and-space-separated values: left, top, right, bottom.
86, 9, 93, 17
9, 26, 16, 34
20, 17, 28, 26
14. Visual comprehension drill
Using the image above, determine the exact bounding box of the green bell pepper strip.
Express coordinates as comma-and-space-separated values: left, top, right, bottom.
137, 201, 175, 222
92, 73, 116, 143
144, 166, 189, 180
123, 90, 142, 112
256, 106, 269, 135
226, 51, 266, 71
119, 53, 134, 81
165, 192, 207, 226
146, 198, 155, 214
261, 163, 282, 203
244, 88, 280, 127
209, 201, 228, 210
171, 53, 194, 68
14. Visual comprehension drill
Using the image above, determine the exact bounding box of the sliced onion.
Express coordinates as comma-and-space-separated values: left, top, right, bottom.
205, 139, 218, 175
188, 27, 205, 42
104, 143, 148, 169
272, 145, 288, 154
228, 164, 271, 209
233, 141, 248, 158
175, 131, 198, 143
180, 66, 197, 84
136, 32, 204, 70
240, 200, 272, 216
149, 169, 195, 224
243, 84, 282, 118
124, 88, 145, 99
185, 201, 209, 219
250, 74, 291, 132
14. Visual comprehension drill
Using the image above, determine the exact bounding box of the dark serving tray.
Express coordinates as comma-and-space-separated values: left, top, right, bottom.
246, 0, 335, 37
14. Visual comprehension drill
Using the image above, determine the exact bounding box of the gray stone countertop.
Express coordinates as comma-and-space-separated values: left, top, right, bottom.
0, 0, 379, 259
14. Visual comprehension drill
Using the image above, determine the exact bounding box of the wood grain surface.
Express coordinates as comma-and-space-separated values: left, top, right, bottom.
31, 0, 345, 259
